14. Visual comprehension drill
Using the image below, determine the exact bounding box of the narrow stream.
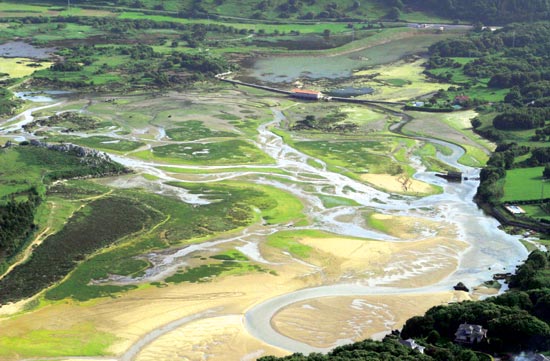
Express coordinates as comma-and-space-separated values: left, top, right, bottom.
243, 109, 528, 353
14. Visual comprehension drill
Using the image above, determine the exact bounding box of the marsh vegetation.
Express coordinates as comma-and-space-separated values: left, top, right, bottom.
0, 1, 547, 360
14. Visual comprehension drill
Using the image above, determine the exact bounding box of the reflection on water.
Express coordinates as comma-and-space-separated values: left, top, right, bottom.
250, 35, 447, 82
325, 86, 374, 97
0, 41, 56, 58
14, 90, 72, 103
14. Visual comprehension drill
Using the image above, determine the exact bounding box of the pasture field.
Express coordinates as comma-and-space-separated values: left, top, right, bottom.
0, 58, 50, 79
520, 204, 550, 221
503, 167, 550, 202
118, 11, 354, 35
2, 0, 450, 23
0, 22, 102, 43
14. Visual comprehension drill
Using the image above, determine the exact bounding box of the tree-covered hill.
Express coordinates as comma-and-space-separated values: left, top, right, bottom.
404, 0, 550, 24
0, 143, 129, 275
16, 0, 550, 23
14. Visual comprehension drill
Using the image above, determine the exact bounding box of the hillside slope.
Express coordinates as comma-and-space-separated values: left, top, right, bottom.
20, 0, 550, 23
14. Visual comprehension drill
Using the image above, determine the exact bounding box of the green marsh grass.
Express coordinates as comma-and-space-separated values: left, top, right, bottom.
0, 323, 117, 358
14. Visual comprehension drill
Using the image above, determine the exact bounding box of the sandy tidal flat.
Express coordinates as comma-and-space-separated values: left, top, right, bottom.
271, 292, 471, 349
134, 315, 287, 361
360, 173, 438, 196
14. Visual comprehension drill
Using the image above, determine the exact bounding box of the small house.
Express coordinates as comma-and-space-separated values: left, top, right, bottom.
291, 89, 322, 100
454, 323, 487, 345
454, 95, 470, 105
399, 338, 425, 354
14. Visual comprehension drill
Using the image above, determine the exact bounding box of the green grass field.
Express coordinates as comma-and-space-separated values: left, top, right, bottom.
503, 167, 550, 202
0, 323, 116, 359
521, 204, 550, 221
118, 11, 353, 35
266, 230, 320, 259
165, 251, 269, 283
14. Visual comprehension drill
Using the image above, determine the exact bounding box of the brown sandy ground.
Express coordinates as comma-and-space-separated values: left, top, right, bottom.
0, 215, 466, 361
271, 292, 471, 349
360, 173, 438, 196
0, 269, 309, 361
134, 315, 287, 361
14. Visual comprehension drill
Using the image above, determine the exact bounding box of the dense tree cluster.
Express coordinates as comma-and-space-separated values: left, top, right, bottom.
51, 60, 84, 72
0, 188, 41, 268
424, 23, 550, 207
34, 40, 233, 90
259, 337, 435, 361
404, 0, 550, 24
402, 250, 550, 353
0, 196, 151, 305
0, 87, 20, 116
291, 112, 358, 133
492, 108, 550, 131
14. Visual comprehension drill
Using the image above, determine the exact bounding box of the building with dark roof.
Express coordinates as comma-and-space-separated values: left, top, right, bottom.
454, 323, 487, 345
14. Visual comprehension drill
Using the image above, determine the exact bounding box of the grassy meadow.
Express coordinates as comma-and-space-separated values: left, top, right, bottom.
503, 167, 550, 202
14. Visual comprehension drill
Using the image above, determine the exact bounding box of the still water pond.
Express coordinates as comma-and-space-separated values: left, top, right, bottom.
0, 41, 55, 58
250, 34, 446, 83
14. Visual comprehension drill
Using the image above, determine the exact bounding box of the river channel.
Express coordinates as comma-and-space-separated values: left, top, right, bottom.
0, 89, 529, 358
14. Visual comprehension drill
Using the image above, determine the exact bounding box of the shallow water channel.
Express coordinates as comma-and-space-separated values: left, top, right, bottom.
243, 110, 528, 353
0, 91, 528, 357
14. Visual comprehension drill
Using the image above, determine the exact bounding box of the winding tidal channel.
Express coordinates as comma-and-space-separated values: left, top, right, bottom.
1, 92, 528, 359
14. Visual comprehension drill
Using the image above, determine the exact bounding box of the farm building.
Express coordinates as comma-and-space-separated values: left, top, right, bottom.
454, 95, 470, 105
291, 89, 322, 100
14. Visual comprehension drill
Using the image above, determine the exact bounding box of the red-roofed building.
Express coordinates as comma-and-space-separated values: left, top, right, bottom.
291, 89, 322, 100
454, 95, 470, 105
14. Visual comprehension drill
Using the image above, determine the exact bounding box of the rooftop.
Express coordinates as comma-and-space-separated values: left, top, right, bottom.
291, 88, 321, 95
